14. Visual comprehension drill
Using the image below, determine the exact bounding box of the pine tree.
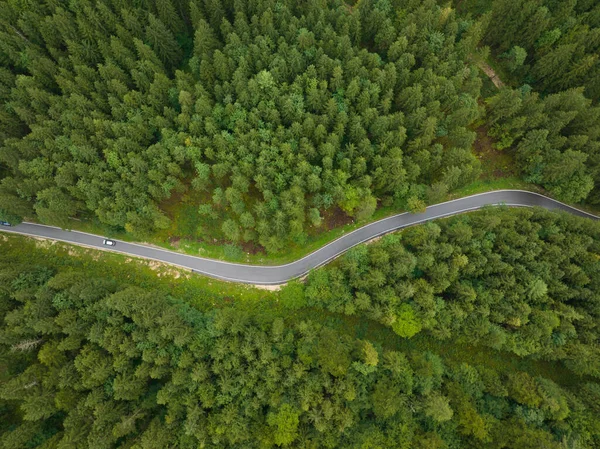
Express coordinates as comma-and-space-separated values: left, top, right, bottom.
145, 13, 182, 68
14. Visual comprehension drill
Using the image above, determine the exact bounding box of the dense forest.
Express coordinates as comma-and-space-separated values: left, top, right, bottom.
0, 0, 486, 250
2, 1, 600, 447
1, 225, 600, 448
454, 0, 600, 102
485, 87, 600, 203
1, 0, 600, 251
302, 207, 600, 376
446, 0, 600, 205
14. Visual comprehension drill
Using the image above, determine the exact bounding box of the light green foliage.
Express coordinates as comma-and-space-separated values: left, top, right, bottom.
361, 341, 379, 367
508, 372, 542, 408
223, 244, 244, 260
221, 219, 240, 242
527, 278, 547, 301
392, 304, 423, 338
354, 195, 378, 222
267, 404, 300, 446
279, 280, 307, 310
308, 208, 322, 227
424, 393, 454, 422
407, 197, 427, 214
426, 182, 449, 204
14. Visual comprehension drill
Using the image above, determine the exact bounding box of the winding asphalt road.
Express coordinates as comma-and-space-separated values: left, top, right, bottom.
1, 190, 598, 284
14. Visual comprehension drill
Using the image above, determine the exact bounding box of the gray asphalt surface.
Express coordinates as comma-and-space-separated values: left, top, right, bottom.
1, 190, 598, 284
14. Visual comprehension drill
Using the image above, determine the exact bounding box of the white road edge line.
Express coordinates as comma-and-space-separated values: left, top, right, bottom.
2, 190, 598, 284
17, 189, 599, 270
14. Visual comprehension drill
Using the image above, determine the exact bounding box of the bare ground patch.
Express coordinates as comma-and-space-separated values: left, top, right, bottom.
33, 237, 57, 249
252, 283, 284, 291
473, 126, 517, 179
319, 206, 353, 233
143, 259, 189, 279
477, 60, 505, 88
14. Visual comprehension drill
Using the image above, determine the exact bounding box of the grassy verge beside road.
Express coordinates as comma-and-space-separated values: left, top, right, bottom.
44, 129, 549, 265
35, 176, 595, 266
1, 232, 588, 392
0, 233, 276, 310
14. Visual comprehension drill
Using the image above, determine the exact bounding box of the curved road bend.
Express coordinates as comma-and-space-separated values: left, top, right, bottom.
1, 190, 598, 285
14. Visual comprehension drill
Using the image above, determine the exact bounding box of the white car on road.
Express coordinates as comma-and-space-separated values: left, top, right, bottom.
103, 239, 116, 246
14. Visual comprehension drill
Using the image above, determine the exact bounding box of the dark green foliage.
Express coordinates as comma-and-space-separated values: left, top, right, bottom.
305, 207, 600, 376
0, 0, 483, 250
459, 0, 600, 102
1, 254, 599, 448
450, 0, 600, 204
485, 87, 600, 202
